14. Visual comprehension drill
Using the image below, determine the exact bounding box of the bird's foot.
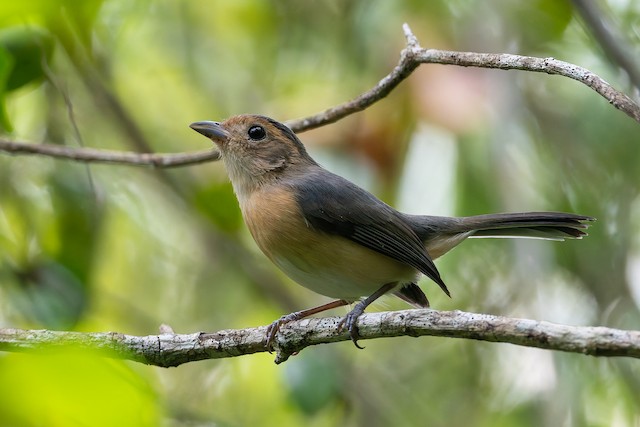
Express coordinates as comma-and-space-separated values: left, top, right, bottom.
264, 300, 352, 352
337, 302, 367, 349
265, 312, 303, 351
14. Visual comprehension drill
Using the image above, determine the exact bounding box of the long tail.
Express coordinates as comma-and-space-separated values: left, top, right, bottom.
458, 212, 594, 240
405, 211, 594, 259
395, 211, 593, 308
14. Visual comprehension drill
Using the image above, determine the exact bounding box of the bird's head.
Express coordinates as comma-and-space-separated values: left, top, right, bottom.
190, 115, 316, 196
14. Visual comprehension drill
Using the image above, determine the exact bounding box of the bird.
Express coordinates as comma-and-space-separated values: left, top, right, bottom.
189, 114, 593, 348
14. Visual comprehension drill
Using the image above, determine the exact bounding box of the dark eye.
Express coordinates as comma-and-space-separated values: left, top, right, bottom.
248, 125, 266, 140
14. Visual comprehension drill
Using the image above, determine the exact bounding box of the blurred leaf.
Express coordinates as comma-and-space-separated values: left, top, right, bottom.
55, 0, 104, 47
512, 0, 573, 50
0, 1, 102, 51
8, 260, 86, 329
0, 26, 54, 91
48, 170, 104, 283
456, 134, 501, 215
0, 351, 160, 427
0, 164, 100, 328
284, 351, 342, 415
0, 25, 54, 131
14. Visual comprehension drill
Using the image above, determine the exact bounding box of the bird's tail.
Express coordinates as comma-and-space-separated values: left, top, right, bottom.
405, 211, 594, 259
459, 212, 594, 240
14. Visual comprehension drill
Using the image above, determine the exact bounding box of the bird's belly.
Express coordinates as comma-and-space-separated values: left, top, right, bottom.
241, 186, 416, 300
269, 238, 417, 301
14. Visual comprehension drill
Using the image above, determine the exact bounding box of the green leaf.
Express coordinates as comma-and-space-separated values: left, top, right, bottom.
0, 25, 54, 91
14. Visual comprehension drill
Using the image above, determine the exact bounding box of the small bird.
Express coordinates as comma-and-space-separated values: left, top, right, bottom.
190, 115, 593, 348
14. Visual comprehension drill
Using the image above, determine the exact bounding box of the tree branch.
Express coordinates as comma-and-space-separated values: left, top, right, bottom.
286, 23, 640, 131
1, 24, 638, 168
0, 138, 220, 167
1, 309, 638, 366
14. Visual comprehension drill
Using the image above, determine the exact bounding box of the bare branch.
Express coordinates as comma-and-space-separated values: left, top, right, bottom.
0, 138, 220, 167
283, 25, 421, 132
1, 309, 638, 366
287, 23, 640, 132
1, 23, 638, 167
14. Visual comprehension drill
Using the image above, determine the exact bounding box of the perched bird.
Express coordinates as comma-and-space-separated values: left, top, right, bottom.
190, 115, 593, 348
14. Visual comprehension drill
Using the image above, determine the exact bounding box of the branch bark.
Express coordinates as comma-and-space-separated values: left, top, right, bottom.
1, 309, 638, 366
1, 24, 638, 167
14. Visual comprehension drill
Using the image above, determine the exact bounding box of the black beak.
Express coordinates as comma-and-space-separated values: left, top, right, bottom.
189, 121, 230, 142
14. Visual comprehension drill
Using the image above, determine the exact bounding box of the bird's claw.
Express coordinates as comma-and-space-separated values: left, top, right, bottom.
264, 312, 302, 351
337, 308, 365, 349
264, 320, 281, 352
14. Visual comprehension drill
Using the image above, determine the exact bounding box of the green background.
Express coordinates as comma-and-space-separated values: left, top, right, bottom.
0, 1, 639, 426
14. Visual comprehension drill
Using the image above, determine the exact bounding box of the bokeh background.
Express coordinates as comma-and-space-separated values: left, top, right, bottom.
1, 1, 639, 426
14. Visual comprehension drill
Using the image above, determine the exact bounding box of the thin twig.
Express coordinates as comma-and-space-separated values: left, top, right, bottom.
283, 25, 421, 132
1, 309, 638, 366
0, 138, 220, 167
41, 38, 101, 199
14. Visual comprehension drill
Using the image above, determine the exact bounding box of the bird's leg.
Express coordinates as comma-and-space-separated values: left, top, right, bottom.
338, 282, 397, 349
265, 299, 350, 350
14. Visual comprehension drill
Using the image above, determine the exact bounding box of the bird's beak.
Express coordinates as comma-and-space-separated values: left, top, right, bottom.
189, 121, 230, 144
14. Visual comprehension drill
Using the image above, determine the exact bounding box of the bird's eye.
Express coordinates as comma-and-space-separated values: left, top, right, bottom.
248, 125, 266, 141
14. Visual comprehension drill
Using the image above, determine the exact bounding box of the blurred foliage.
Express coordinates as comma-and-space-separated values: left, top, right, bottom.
0, 26, 54, 130
0, 350, 159, 426
0, 0, 639, 426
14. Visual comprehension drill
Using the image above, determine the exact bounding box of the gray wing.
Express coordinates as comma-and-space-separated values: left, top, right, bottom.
293, 171, 450, 297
